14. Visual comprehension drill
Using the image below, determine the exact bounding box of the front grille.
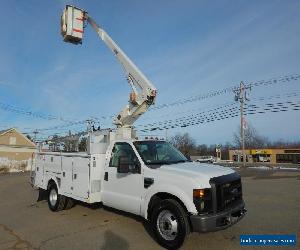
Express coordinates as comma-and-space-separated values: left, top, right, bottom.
210, 172, 243, 213
216, 178, 242, 212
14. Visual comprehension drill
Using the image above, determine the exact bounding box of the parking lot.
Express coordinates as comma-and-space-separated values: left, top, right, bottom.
0, 170, 299, 250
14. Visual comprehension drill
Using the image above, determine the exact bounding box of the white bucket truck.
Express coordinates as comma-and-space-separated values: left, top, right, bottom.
32, 6, 246, 249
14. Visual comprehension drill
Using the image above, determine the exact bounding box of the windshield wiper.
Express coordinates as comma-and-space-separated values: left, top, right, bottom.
169, 160, 187, 164
147, 161, 172, 165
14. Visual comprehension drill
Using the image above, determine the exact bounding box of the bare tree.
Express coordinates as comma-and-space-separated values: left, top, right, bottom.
169, 133, 196, 157
220, 142, 233, 160
267, 139, 300, 149
233, 122, 268, 149
196, 144, 208, 156
78, 137, 87, 152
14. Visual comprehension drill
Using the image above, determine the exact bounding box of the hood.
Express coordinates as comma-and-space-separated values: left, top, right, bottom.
158, 161, 235, 180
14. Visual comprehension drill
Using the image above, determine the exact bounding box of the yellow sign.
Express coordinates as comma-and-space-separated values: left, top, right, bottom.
250, 149, 272, 155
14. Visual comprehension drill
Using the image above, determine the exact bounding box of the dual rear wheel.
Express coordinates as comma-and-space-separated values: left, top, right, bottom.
47, 183, 74, 212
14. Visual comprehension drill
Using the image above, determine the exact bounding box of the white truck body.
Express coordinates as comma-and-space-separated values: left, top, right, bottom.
34, 152, 103, 203
32, 128, 246, 250
33, 132, 245, 220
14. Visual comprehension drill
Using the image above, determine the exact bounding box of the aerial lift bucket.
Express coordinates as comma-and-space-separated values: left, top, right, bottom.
61, 5, 86, 44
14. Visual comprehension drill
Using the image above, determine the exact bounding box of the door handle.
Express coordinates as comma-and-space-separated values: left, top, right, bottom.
104, 172, 108, 181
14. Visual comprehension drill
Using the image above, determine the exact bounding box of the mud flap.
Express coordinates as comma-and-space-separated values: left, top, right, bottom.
37, 189, 48, 202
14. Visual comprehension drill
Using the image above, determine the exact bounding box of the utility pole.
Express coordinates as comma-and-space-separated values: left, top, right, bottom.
33, 130, 39, 144
216, 144, 221, 162
86, 119, 95, 132
234, 81, 251, 168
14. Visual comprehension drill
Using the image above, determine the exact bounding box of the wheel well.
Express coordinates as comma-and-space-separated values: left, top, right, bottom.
147, 192, 189, 220
47, 179, 56, 190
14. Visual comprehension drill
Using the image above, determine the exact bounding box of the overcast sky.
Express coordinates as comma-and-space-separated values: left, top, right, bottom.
0, 0, 299, 145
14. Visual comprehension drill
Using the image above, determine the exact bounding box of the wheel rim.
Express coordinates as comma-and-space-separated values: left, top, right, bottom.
157, 210, 178, 241
49, 188, 58, 207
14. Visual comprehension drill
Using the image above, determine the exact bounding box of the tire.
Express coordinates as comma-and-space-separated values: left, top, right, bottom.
151, 199, 190, 249
64, 197, 75, 210
47, 183, 66, 212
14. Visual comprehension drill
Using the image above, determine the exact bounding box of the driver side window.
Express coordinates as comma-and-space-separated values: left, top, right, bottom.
109, 142, 140, 172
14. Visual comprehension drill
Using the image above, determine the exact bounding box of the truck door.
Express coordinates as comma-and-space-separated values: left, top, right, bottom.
102, 142, 143, 215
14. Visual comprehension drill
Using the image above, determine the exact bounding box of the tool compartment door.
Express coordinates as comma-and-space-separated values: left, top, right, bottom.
72, 156, 90, 199
61, 156, 73, 194
34, 154, 44, 187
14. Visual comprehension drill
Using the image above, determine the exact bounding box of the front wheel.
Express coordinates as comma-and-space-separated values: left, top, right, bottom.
151, 199, 190, 249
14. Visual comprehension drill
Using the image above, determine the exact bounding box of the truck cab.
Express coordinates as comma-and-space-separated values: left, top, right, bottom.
105, 139, 246, 248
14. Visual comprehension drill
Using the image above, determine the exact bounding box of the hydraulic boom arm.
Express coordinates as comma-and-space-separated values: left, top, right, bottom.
86, 16, 157, 127
61, 5, 157, 127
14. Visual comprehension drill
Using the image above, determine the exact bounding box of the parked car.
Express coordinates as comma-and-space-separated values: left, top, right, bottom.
195, 155, 216, 163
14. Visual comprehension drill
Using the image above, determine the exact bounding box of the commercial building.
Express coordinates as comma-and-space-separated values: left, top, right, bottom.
0, 128, 36, 161
229, 148, 300, 164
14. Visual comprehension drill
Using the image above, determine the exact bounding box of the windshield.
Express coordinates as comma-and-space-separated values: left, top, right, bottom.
133, 140, 188, 167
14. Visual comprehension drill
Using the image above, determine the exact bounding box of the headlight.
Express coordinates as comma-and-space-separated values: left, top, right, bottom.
193, 188, 212, 213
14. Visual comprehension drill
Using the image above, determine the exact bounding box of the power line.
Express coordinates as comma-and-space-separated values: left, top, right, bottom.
31, 100, 300, 140
34, 74, 299, 126
35, 90, 300, 132
138, 102, 238, 129
138, 100, 300, 132
139, 91, 300, 123
1, 73, 299, 136
0, 102, 73, 122
1, 74, 299, 126
34, 120, 87, 132
138, 91, 300, 128
149, 73, 300, 111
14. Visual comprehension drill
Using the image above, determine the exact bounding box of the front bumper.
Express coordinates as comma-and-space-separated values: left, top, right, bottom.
190, 202, 246, 232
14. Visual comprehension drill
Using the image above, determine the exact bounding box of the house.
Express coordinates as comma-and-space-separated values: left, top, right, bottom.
0, 128, 36, 161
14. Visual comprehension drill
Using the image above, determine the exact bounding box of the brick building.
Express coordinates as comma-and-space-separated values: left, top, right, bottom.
229, 148, 300, 164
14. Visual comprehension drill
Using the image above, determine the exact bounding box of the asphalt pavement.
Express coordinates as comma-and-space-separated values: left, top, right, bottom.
0, 170, 299, 249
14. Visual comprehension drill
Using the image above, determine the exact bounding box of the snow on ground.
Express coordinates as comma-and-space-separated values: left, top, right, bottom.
248, 166, 273, 170
245, 166, 300, 171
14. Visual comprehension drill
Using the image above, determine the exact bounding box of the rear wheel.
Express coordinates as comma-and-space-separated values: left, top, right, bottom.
151, 199, 190, 249
47, 183, 66, 212
64, 197, 75, 210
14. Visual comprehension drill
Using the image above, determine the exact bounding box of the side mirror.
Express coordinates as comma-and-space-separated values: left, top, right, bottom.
117, 156, 130, 173
185, 154, 191, 161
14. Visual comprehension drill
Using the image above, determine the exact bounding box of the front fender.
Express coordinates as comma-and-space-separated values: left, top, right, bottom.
141, 184, 197, 219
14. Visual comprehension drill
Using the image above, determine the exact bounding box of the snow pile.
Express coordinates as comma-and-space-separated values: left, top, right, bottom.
248, 166, 272, 170
0, 157, 33, 173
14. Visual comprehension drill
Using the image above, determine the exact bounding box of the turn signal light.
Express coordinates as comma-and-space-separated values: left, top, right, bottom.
193, 189, 205, 198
